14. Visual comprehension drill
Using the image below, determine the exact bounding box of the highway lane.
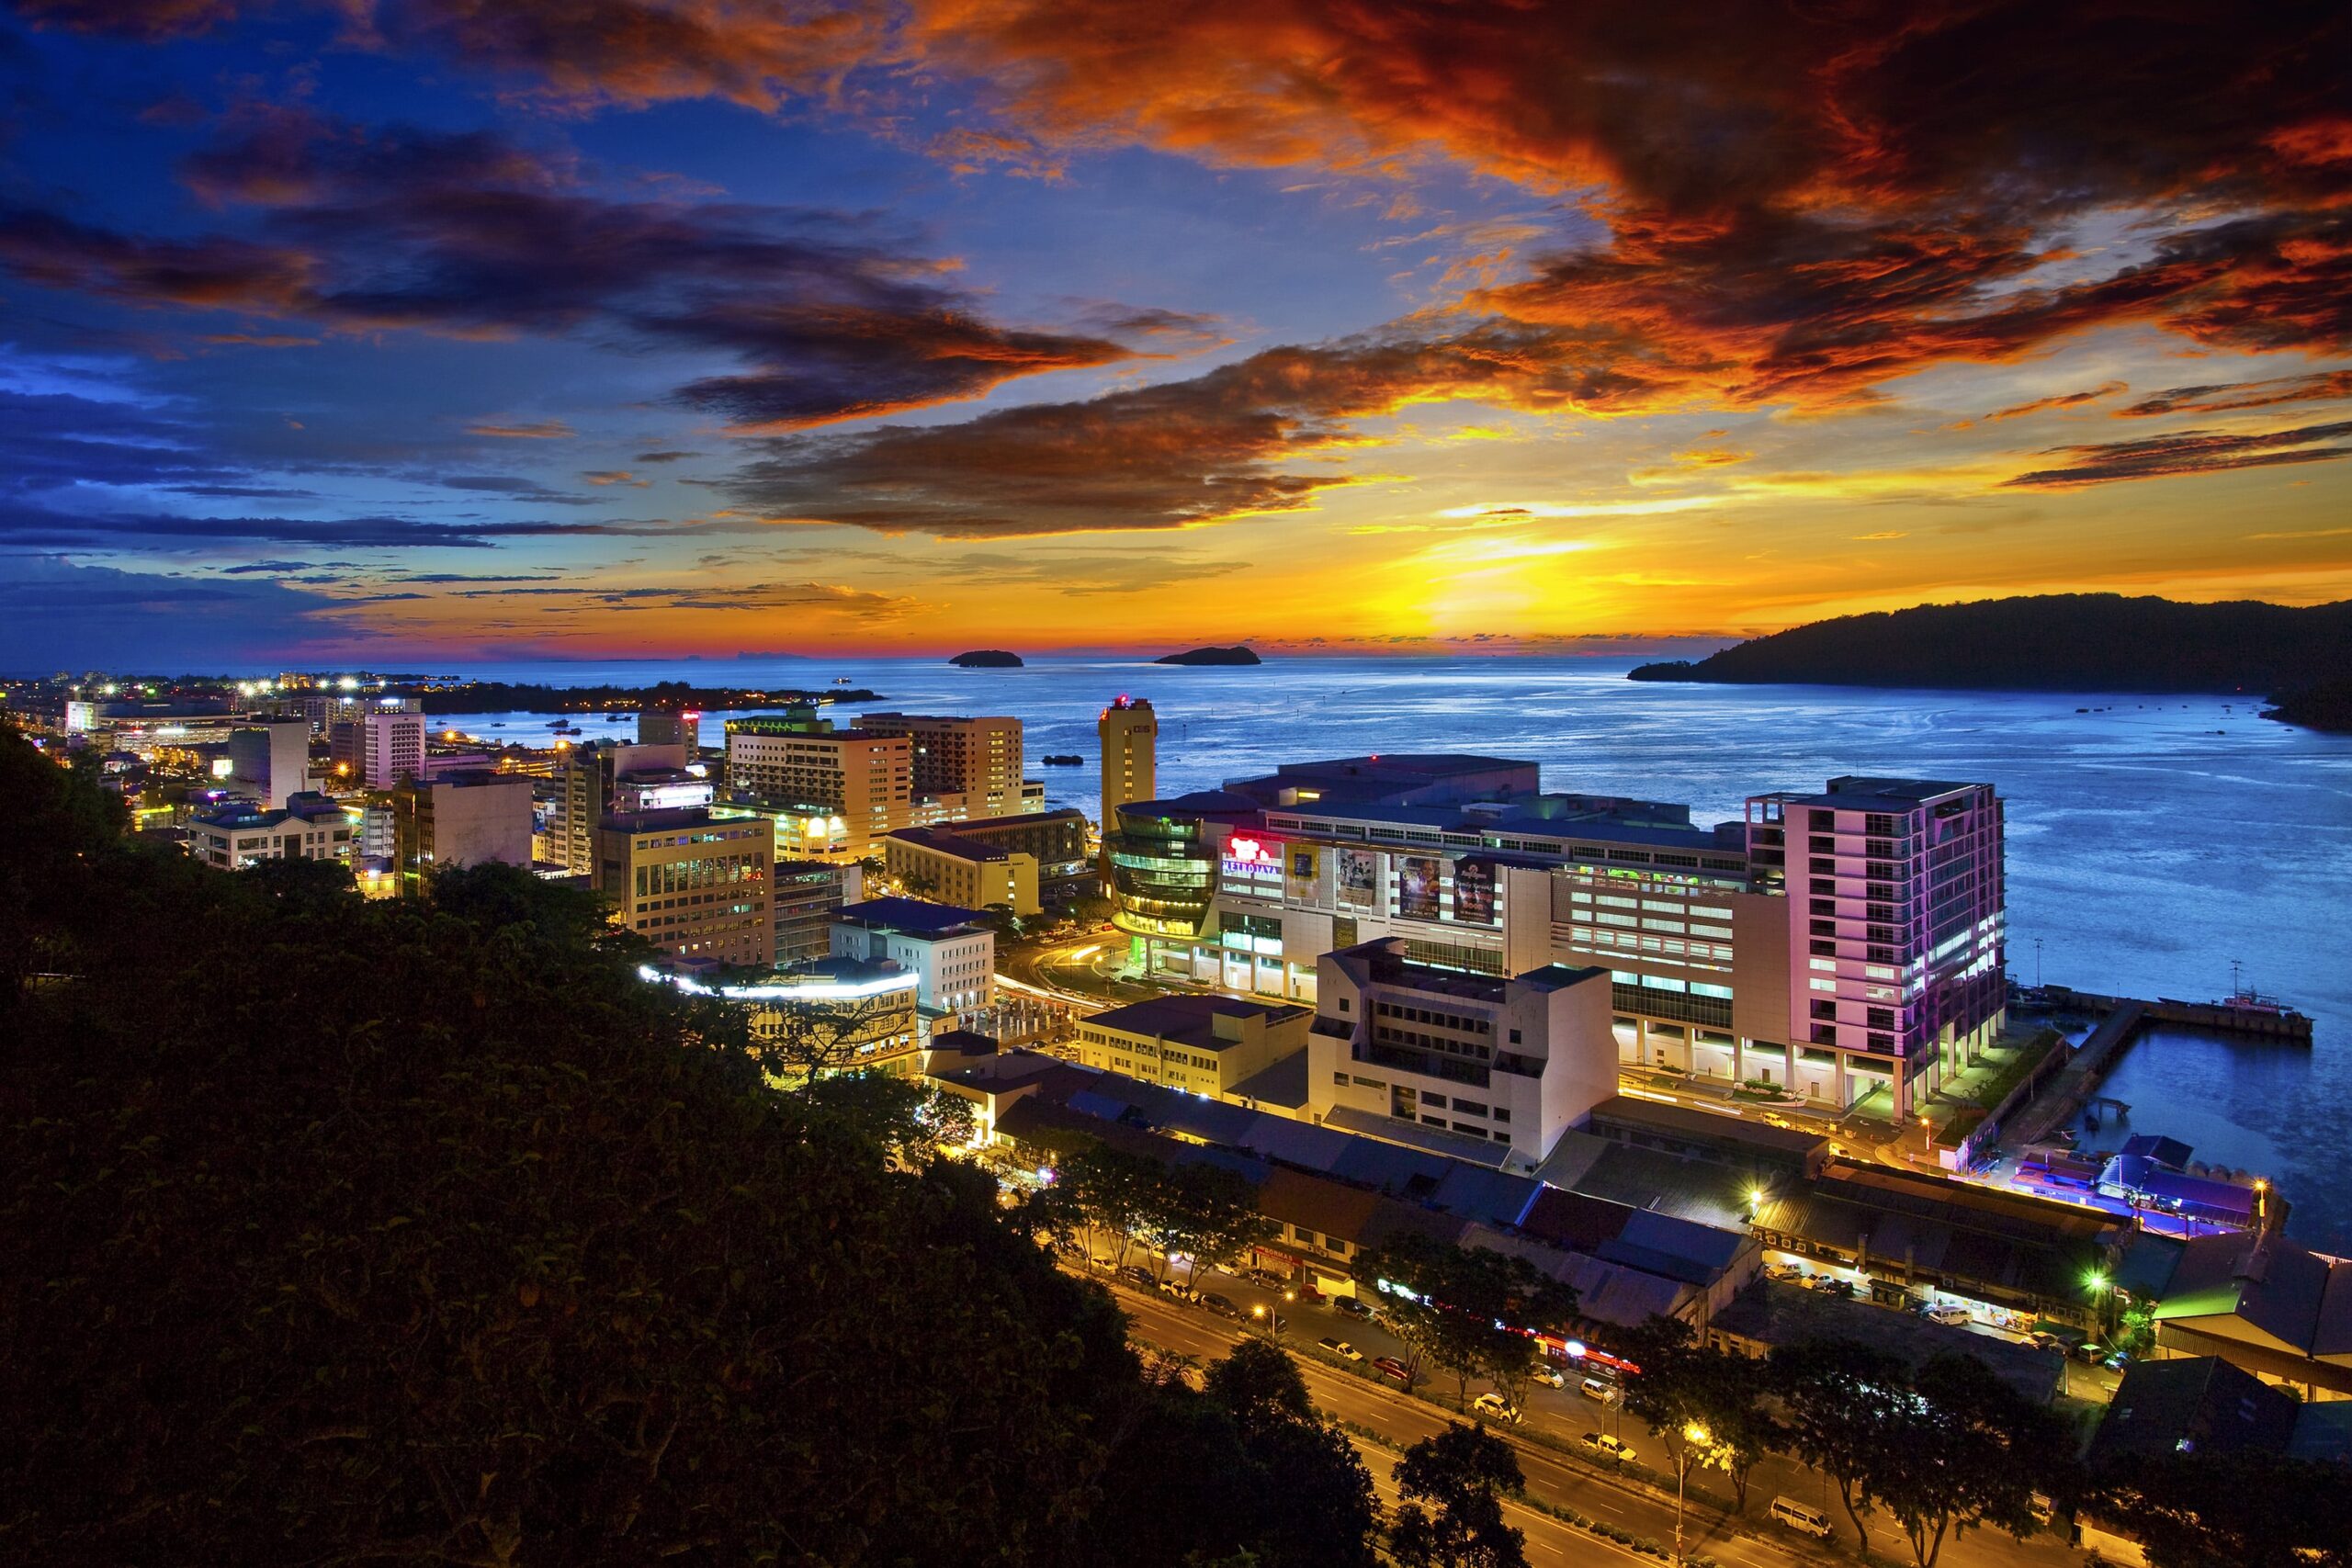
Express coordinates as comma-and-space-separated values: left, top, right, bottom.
1102, 1278, 2082, 1568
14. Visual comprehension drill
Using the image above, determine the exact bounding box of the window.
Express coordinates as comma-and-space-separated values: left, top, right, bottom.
1509, 1028, 1522, 1044
1491, 1109, 1510, 1124
1334, 1072, 1348, 1086
1338, 998, 1350, 1012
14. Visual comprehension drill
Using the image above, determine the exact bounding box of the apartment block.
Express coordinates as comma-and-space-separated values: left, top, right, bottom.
946, 808, 1092, 907
331, 709, 425, 789
1747, 777, 2006, 1120
595, 807, 774, 967
724, 707, 911, 857
1098, 694, 1156, 830
858, 712, 1023, 818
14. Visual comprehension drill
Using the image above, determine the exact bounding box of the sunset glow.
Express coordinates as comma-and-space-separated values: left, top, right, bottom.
2, 2, 2346, 665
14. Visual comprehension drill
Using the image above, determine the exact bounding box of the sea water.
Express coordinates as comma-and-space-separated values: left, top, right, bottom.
440, 654, 2352, 1246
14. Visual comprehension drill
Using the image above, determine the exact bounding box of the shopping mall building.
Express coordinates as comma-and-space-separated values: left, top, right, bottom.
1106, 755, 2006, 1122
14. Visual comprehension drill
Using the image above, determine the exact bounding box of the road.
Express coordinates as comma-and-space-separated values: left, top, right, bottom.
1093, 1269, 2086, 1568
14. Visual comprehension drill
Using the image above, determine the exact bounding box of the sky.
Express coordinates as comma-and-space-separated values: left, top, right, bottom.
1, 1, 2348, 669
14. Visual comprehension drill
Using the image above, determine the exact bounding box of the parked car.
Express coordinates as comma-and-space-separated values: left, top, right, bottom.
1372, 1356, 1413, 1384
1334, 1295, 1374, 1320
1809, 1276, 1855, 1298
1295, 1281, 1327, 1305
1317, 1337, 1364, 1362
1117, 1265, 1156, 1290
1531, 1362, 1566, 1389
2075, 1341, 2111, 1364
1472, 1393, 1520, 1423
1764, 1262, 1805, 1282
1580, 1432, 1636, 1462
1243, 1268, 1287, 1289
1579, 1376, 1621, 1404
1921, 1303, 1973, 1326
2103, 1350, 2133, 1372
1201, 1292, 1241, 1318
1159, 1278, 1197, 1301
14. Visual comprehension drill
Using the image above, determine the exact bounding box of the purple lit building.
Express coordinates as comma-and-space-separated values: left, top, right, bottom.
1747, 778, 2006, 1121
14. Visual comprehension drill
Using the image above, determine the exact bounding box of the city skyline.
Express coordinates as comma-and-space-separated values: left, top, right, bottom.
4, 5, 2349, 664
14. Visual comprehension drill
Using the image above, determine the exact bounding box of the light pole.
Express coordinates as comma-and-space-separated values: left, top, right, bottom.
1675, 1421, 1710, 1567
2034, 937, 2043, 988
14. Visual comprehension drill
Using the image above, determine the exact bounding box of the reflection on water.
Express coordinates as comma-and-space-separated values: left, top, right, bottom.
445, 654, 2352, 1247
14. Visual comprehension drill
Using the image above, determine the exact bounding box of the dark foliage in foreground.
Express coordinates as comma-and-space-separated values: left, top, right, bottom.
0, 728, 1369, 1566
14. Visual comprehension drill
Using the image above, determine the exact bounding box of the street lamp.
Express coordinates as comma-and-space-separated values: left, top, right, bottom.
1675, 1422, 1711, 1567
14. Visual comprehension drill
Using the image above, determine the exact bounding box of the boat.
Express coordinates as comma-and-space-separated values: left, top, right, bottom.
832, 676, 854, 685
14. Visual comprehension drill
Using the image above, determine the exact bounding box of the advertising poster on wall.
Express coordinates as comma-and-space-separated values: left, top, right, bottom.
1286, 843, 1319, 899
1397, 854, 1442, 920
1336, 847, 1380, 907
1453, 859, 1496, 924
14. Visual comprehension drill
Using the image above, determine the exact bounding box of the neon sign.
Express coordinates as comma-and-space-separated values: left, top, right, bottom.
1227, 835, 1279, 866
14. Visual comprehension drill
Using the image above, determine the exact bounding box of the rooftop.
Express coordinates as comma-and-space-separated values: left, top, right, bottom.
1778, 775, 1984, 808
2088, 1356, 2300, 1467
1082, 992, 1310, 1050
834, 896, 987, 935
887, 826, 1012, 863
1713, 1279, 2065, 1403
1586, 1095, 1832, 1162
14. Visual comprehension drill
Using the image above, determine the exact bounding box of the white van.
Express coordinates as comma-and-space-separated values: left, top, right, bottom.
1770, 1496, 1834, 1539
1578, 1375, 1620, 1404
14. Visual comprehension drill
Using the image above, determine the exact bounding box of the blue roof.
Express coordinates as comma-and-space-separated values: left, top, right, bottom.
835, 896, 984, 934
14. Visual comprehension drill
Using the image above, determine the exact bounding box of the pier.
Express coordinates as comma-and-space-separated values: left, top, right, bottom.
2034, 985, 2313, 1043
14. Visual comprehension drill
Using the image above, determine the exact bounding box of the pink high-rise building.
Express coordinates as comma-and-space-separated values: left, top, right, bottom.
1746, 777, 2005, 1122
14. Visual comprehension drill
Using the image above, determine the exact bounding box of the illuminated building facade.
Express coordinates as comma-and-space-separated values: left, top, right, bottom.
1074, 993, 1311, 1098
330, 709, 425, 789
859, 712, 1024, 818
724, 707, 912, 857
1746, 778, 2007, 1120
224, 718, 311, 808
1308, 938, 1616, 1164
884, 826, 1040, 916
1097, 694, 1157, 862
1107, 757, 2006, 1118
595, 807, 773, 967
187, 793, 354, 871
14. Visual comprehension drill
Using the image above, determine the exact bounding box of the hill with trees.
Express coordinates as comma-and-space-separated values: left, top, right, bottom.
0, 729, 1373, 1567
1629, 595, 2352, 728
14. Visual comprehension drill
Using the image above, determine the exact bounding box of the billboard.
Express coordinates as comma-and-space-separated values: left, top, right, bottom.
1336, 847, 1380, 908
1453, 859, 1496, 925
1397, 855, 1442, 921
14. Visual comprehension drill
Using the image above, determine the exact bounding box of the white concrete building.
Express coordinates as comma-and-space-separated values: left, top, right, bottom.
829, 897, 996, 1020
1307, 938, 1617, 1166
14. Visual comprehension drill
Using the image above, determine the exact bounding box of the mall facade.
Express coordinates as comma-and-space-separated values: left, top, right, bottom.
1105, 756, 2005, 1122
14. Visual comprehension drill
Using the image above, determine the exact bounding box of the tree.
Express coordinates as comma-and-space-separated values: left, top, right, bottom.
1355, 1235, 1577, 1411
2090, 1449, 2352, 1568
1872, 1353, 2074, 1568
1059, 1144, 1163, 1268
1770, 1337, 1910, 1552
1618, 1317, 1782, 1512
1142, 1161, 1272, 1285
1388, 1422, 1528, 1568
0, 732, 1174, 1565
744, 989, 911, 1097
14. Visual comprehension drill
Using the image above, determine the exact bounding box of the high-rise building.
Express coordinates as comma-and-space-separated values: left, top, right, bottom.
331, 709, 425, 789
638, 708, 701, 751
1308, 938, 1615, 1165
772, 860, 863, 964
1746, 777, 2006, 1120
595, 807, 774, 967
305, 692, 418, 732
551, 741, 688, 874
857, 713, 1023, 818
390, 772, 536, 891
224, 718, 311, 808
1098, 695, 1157, 826
724, 706, 911, 857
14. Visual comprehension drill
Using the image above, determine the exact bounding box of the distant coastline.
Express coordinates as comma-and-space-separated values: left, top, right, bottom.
1629, 594, 2352, 732
400, 680, 884, 714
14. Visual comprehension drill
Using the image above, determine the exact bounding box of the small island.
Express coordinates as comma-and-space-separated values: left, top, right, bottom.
1156, 645, 1261, 666
1041, 753, 1083, 766
949, 649, 1023, 668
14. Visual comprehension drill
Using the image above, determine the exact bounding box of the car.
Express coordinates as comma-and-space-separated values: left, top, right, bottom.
2102, 1350, 2133, 1372
1472, 1393, 1520, 1422
1334, 1295, 1374, 1320
1579, 1376, 1621, 1404
1317, 1337, 1365, 1362
1201, 1292, 1241, 1318
1295, 1282, 1327, 1305
1159, 1278, 1197, 1301
1531, 1363, 1566, 1389
1243, 1268, 1287, 1289
1810, 1276, 1855, 1298
2075, 1341, 2110, 1364
1580, 1432, 1636, 1462
1117, 1265, 1156, 1290
1921, 1303, 1973, 1326
1765, 1261, 1805, 1282
1372, 1356, 1412, 1383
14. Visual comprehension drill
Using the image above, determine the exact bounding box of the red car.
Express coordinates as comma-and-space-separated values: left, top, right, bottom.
1372, 1356, 1412, 1384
